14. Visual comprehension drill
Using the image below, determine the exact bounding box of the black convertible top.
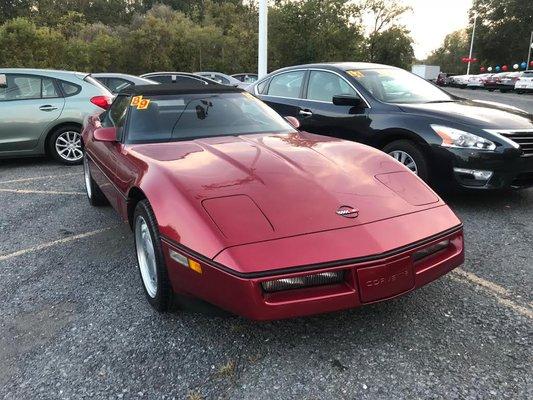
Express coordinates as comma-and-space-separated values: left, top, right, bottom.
119, 83, 244, 96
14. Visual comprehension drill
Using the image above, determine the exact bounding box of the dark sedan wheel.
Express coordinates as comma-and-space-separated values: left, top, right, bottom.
83, 154, 108, 206
133, 200, 173, 312
383, 140, 429, 182
48, 125, 83, 165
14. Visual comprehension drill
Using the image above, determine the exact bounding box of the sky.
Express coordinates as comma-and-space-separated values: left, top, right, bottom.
399, 0, 473, 60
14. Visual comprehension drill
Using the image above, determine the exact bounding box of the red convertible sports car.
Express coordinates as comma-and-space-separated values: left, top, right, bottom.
82, 84, 464, 320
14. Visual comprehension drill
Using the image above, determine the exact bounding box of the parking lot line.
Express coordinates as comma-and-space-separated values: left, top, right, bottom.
0, 188, 84, 195
0, 173, 79, 185
0, 227, 113, 262
451, 269, 532, 319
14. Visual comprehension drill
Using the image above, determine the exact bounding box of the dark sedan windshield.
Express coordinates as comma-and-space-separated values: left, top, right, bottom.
349, 68, 453, 104
127, 92, 293, 143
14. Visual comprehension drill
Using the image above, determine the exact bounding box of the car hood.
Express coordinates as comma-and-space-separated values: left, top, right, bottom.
398, 99, 533, 130
130, 132, 444, 254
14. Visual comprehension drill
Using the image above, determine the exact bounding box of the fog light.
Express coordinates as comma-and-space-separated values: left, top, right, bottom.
453, 168, 493, 181
413, 239, 450, 261
261, 271, 344, 292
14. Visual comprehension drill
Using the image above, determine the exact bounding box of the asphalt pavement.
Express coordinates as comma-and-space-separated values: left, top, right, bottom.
0, 92, 532, 399
445, 87, 533, 114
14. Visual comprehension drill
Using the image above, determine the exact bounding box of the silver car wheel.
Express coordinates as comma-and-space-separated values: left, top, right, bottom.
135, 216, 158, 298
389, 150, 418, 175
83, 155, 92, 199
55, 131, 83, 162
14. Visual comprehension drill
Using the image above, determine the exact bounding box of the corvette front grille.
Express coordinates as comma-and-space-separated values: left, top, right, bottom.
499, 130, 533, 156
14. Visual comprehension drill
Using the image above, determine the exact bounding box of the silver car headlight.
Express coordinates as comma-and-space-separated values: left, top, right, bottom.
431, 125, 496, 150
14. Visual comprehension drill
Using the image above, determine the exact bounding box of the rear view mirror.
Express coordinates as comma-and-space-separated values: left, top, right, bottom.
0, 74, 6, 88
93, 127, 117, 142
284, 116, 301, 129
333, 95, 365, 107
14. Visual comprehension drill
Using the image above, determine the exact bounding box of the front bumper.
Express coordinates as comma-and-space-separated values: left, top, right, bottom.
162, 208, 464, 320
431, 146, 533, 190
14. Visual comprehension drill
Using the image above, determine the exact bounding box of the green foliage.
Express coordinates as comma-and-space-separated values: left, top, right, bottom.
470, 0, 533, 67
0, 0, 416, 74
426, 30, 470, 74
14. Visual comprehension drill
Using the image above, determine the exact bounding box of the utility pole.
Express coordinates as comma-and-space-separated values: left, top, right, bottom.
467, 13, 478, 75
258, 0, 268, 78
526, 31, 533, 69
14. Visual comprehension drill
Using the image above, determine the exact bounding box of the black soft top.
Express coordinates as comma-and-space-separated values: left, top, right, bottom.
119, 83, 244, 96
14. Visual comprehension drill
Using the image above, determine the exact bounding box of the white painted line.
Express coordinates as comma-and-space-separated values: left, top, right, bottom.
0, 188, 84, 196
0, 227, 113, 262
451, 269, 532, 319
0, 173, 79, 185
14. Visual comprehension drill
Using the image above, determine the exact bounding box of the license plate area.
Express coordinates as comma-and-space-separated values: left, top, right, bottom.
356, 256, 414, 303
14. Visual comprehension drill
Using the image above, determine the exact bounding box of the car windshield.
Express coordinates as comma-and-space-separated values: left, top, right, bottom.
349, 68, 453, 104
127, 92, 294, 143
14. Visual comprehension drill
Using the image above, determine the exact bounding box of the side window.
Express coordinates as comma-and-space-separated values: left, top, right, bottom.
107, 78, 132, 93
102, 96, 130, 133
307, 71, 356, 102
213, 75, 230, 85
59, 80, 81, 97
42, 78, 59, 98
174, 76, 208, 85
256, 79, 269, 94
0, 75, 41, 101
266, 71, 305, 98
149, 75, 172, 84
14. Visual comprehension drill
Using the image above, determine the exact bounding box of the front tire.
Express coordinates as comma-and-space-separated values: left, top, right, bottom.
383, 140, 430, 182
48, 125, 83, 165
133, 200, 173, 312
83, 154, 108, 206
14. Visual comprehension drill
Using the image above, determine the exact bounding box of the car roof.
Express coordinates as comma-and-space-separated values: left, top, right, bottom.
274, 62, 395, 73
119, 83, 244, 96
0, 68, 88, 79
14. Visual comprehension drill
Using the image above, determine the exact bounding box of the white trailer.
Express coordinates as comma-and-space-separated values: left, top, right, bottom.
411, 65, 441, 81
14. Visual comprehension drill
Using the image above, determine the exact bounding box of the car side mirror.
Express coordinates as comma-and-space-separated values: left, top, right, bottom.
284, 116, 301, 129
94, 127, 117, 142
333, 95, 365, 107
0, 74, 6, 88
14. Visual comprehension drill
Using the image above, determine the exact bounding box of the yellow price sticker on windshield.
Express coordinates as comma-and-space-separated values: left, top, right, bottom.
347, 70, 364, 78
131, 95, 150, 110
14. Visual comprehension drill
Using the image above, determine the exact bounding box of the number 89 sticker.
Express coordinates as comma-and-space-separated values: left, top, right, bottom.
131, 95, 151, 110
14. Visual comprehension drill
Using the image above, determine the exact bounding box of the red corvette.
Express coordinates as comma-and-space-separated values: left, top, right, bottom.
82, 84, 464, 320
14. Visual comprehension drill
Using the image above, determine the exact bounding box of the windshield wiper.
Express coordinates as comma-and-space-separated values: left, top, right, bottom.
424, 100, 456, 103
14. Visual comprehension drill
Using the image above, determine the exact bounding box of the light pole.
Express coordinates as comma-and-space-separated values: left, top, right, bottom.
467, 12, 478, 75
258, 0, 268, 78
526, 31, 533, 69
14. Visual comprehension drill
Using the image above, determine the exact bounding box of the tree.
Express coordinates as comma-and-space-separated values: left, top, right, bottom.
469, 0, 533, 67
426, 29, 469, 74
361, 0, 412, 65
268, 0, 365, 71
368, 26, 414, 69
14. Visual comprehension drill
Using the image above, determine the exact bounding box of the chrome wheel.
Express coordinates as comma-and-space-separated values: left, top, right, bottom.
135, 216, 158, 298
389, 150, 418, 175
83, 155, 92, 199
55, 131, 83, 162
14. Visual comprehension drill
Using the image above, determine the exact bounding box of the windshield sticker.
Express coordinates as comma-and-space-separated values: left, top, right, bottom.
131, 95, 150, 110
347, 70, 364, 78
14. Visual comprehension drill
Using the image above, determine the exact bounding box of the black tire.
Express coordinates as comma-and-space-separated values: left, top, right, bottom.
83, 154, 108, 206
48, 124, 83, 165
133, 200, 173, 312
383, 140, 430, 182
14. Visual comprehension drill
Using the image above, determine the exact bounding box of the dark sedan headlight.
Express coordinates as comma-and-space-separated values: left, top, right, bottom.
261, 271, 345, 293
431, 125, 496, 150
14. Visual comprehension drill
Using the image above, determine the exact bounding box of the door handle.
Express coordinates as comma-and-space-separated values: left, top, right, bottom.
299, 109, 313, 117
39, 105, 58, 111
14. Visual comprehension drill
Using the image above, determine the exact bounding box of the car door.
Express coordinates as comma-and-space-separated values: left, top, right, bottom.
0, 74, 65, 153
257, 70, 307, 118
88, 95, 130, 209
296, 69, 373, 143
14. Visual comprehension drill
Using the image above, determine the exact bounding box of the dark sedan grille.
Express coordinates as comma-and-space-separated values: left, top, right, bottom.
500, 130, 533, 156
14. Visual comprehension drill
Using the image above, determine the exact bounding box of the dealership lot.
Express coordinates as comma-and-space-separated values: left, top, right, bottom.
1, 155, 532, 399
